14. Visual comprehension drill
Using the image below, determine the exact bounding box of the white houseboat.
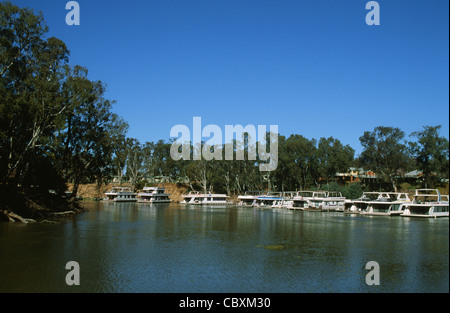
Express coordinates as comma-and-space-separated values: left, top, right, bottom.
360, 192, 411, 216
137, 187, 171, 203
401, 189, 449, 218
322, 191, 346, 211
290, 191, 327, 210
343, 192, 389, 214
253, 192, 284, 208
181, 192, 230, 205
104, 187, 137, 202
278, 191, 297, 208
237, 191, 262, 206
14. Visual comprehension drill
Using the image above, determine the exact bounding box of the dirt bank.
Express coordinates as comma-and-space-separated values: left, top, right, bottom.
67, 182, 190, 202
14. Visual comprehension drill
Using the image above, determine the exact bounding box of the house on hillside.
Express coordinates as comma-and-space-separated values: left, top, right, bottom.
335, 167, 377, 184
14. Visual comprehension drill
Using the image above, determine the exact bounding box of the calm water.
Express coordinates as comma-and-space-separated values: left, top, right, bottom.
0, 201, 448, 293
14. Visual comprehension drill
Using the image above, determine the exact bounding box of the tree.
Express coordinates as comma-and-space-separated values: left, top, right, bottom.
126, 138, 146, 189
317, 137, 354, 184
58, 66, 116, 198
0, 2, 128, 219
0, 2, 69, 187
283, 134, 318, 190
409, 125, 449, 187
359, 126, 411, 191
109, 115, 129, 185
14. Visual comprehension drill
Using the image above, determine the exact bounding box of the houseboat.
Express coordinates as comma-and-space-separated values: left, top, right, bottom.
290, 191, 327, 210
360, 192, 411, 216
322, 191, 346, 211
343, 192, 389, 214
290, 191, 312, 210
181, 191, 230, 205
278, 191, 297, 208
137, 187, 171, 203
401, 189, 449, 218
237, 191, 262, 206
253, 192, 284, 208
103, 187, 137, 202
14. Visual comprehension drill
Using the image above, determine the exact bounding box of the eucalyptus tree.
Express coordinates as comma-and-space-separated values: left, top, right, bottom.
317, 137, 354, 185
125, 138, 146, 189
278, 134, 318, 190
58, 66, 116, 198
0, 2, 69, 188
109, 115, 129, 185
359, 126, 411, 191
409, 125, 449, 187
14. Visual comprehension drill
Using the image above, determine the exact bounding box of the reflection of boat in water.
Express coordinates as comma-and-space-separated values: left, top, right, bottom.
343, 192, 389, 214
180, 191, 230, 205
237, 191, 262, 206
137, 187, 171, 203
401, 189, 449, 218
360, 192, 411, 216
103, 187, 137, 202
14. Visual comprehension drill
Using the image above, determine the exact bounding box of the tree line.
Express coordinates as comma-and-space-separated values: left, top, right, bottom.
118, 125, 448, 195
0, 3, 448, 216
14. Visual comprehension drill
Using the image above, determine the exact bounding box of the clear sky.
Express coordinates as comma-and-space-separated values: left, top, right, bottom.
10, 0, 450, 155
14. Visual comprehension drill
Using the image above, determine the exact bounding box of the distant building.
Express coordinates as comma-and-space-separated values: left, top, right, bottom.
402, 170, 423, 183
398, 170, 446, 184
335, 167, 377, 184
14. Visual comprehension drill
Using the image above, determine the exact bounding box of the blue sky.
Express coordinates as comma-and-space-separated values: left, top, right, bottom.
10, 0, 450, 155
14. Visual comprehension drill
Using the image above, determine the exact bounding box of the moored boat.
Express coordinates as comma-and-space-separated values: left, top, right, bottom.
103, 187, 137, 202
237, 191, 262, 206
253, 192, 284, 208
290, 191, 327, 211
137, 187, 171, 203
343, 192, 389, 214
279, 191, 297, 208
181, 191, 230, 205
322, 191, 346, 212
400, 189, 449, 218
290, 191, 312, 210
360, 192, 411, 216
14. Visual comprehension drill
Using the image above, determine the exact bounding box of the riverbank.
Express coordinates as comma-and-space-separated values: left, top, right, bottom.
67, 182, 241, 203
0, 185, 85, 223
67, 182, 191, 202
2, 182, 447, 223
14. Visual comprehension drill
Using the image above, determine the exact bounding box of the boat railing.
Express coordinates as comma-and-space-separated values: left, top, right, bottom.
243, 191, 263, 196
412, 189, 442, 203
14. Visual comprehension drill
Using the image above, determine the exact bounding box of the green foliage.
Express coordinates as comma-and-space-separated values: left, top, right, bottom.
358, 126, 412, 191
0, 2, 126, 201
1, 1, 448, 208
342, 183, 364, 200
409, 125, 449, 187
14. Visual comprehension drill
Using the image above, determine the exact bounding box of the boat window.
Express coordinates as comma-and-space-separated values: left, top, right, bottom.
434, 206, 449, 213
364, 193, 380, 201
409, 206, 431, 215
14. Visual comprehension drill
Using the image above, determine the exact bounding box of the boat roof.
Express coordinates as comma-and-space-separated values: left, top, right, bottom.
414, 189, 441, 196
182, 193, 228, 197
109, 187, 133, 191
257, 196, 283, 200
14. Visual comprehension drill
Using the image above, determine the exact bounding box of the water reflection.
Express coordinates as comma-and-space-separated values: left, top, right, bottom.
0, 201, 448, 293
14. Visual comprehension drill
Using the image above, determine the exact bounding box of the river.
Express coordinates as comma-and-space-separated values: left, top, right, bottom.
0, 201, 448, 293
